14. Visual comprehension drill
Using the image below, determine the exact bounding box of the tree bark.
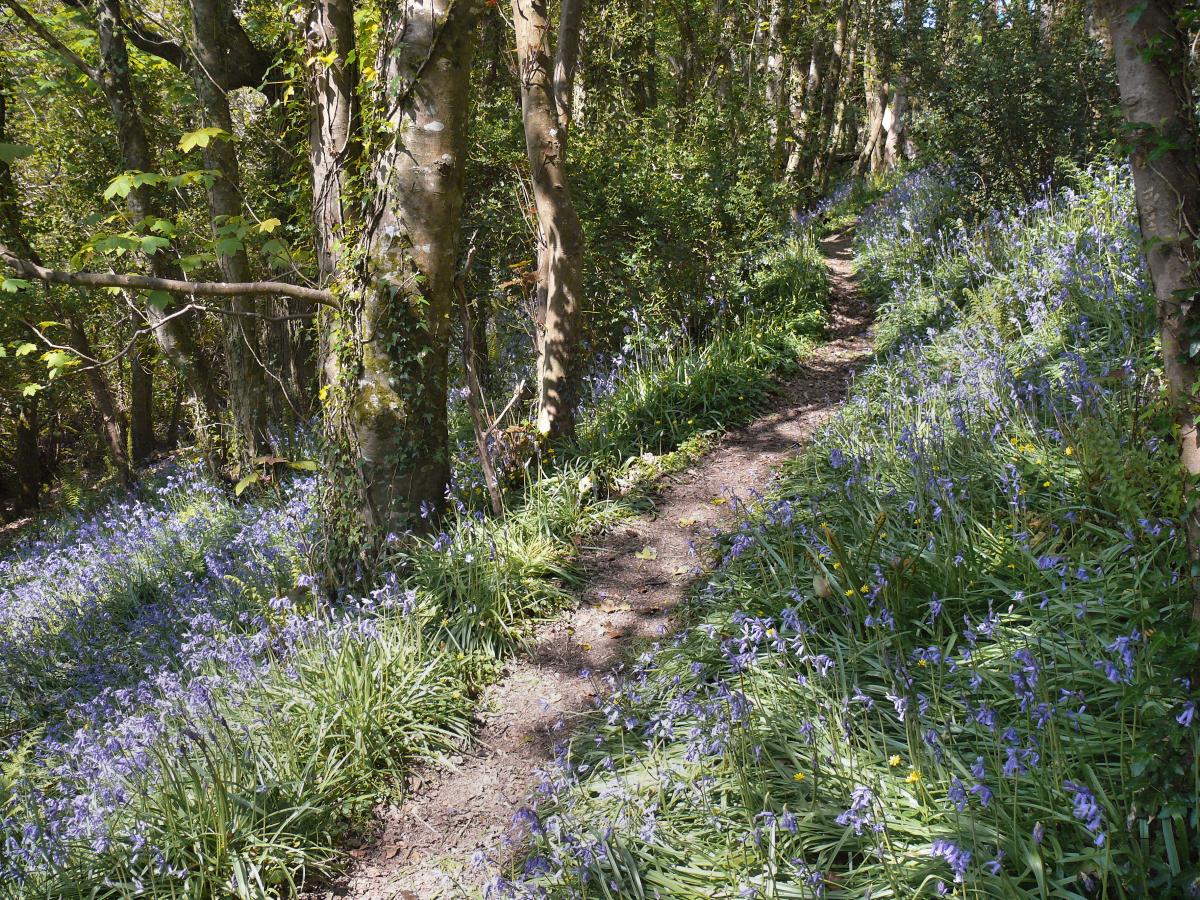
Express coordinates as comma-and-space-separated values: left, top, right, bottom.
13, 397, 40, 511
92, 0, 223, 428
331, 0, 482, 531
512, 0, 586, 440
130, 336, 155, 463
307, 0, 360, 398
187, 0, 275, 456
69, 316, 131, 478
1105, 0, 1200, 620
764, 0, 789, 167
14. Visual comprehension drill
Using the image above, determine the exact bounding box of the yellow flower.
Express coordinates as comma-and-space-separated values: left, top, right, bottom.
905, 769, 922, 784
888, 754, 902, 768
1065, 446, 1074, 456
793, 772, 807, 782
832, 561, 841, 570
1043, 481, 1051, 488
860, 584, 869, 593
917, 658, 928, 667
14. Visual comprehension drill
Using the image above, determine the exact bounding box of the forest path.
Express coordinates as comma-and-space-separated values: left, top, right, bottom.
332, 231, 872, 900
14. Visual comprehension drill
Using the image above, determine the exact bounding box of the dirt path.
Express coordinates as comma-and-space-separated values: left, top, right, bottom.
331, 231, 872, 900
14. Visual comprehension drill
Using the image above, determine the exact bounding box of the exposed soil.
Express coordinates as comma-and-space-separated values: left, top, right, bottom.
327, 231, 872, 900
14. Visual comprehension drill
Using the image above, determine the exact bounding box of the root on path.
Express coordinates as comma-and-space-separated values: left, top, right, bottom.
330, 231, 872, 900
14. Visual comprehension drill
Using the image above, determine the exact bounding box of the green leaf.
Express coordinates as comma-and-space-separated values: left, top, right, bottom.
15, 343, 37, 357
35, 321, 62, 329
178, 127, 231, 153
287, 459, 319, 471
146, 290, 172, 312
258, 217, 281, 234
148, 218, 176, 235
0, 143, 33, 165
1, 277, 31, 293
103, 174, 136, 201
139, 235, 171, 255
20, 382, 42, 396
234, 471, 260, 497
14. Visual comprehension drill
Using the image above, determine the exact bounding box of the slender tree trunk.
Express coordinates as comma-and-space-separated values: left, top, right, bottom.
1105, 0, 1200, 620
813, 0, 850, 182
855, 36, 887, 175
93, 0, 222, 430
13, 398, 40, 511
306, 0, 359, 398
764, 0, 789, 167
69, 316, 131, 478
329, 0, 482, 532
882, 74, 908, 170
188, 0, 274, 456
130, 338, 155, 463
513, 0, 586, 440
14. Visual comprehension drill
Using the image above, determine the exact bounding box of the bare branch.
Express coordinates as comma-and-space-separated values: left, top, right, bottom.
0, 241, 338, 307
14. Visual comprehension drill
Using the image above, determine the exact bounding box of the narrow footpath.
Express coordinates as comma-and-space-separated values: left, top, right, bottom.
334, 231, 873, 900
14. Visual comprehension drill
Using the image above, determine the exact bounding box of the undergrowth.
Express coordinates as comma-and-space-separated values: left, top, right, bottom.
492, 163, 1200, 898
0, 222, 831, 896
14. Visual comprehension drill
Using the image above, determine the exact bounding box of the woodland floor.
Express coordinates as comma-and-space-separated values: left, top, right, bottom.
328, 231, 873, 900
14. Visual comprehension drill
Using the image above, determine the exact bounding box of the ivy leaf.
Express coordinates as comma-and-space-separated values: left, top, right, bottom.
0, 143, 33, 164
178, 127, 231, 153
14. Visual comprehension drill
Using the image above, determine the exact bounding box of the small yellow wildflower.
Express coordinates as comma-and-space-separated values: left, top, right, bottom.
888, 754, 902, 768
832, 561, 841, 570
905, 769, 922, 784
1043, 481, 1051, 488
917, 658, 928, 668
793, 772, 807, 782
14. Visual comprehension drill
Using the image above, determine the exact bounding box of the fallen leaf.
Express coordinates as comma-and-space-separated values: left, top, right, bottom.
678, 516, 699, 527
384, 845, 402, 860
604, 627, 625, 639
710, 496, 728, 505
634, 545, 658, 560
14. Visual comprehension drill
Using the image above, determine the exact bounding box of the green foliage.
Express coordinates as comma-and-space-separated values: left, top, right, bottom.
503, 167, 1200, 897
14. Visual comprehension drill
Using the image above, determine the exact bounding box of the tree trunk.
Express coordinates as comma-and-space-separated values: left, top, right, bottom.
513, 0, 586, 441
306, 0, 359, 396
93, 0, 222, 431
188, 0, 274, 456
69, 316, 131, 478
764, 0, 789, 167
13, 398, 40, 511
855, 36, 887, 175
812, 0, 850, 183
882, 74, 908, 170
1105, 0, 1200, 620
130, 337, 155, 463
329, 0, 482, 532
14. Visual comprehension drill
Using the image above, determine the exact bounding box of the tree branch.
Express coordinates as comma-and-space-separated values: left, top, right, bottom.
2, 0, 98, 82
0, 242, 338, 306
